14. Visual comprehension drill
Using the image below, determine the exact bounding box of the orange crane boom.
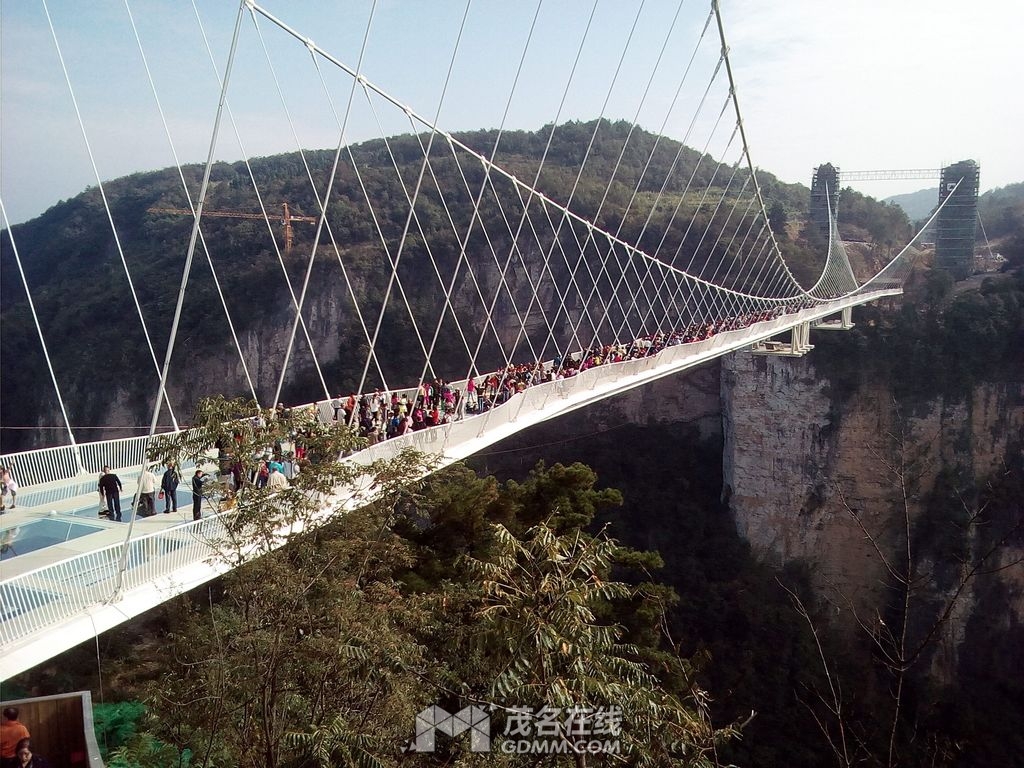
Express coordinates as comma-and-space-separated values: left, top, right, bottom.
147, 202, 318, 252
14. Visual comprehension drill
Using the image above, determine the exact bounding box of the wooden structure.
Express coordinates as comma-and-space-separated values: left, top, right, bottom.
0, 691, 105, 767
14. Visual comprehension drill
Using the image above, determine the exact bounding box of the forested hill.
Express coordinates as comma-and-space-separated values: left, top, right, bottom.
0, 119, 909, 451
978, 181, 1024, 241
885, 182, 1024, 237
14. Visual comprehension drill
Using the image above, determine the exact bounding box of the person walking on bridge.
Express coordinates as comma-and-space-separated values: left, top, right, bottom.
137, 466, 157, 517
192, 468, 206, 521
161, 461, 180, 514
98, 467, 123, 521
266, 463, 289, 492
0, 466, 16, 510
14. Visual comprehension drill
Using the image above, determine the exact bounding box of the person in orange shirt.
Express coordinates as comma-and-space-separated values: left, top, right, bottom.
1, 707, 30, 768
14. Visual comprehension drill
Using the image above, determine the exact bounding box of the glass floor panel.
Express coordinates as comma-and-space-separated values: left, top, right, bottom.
1, 518, 107, 561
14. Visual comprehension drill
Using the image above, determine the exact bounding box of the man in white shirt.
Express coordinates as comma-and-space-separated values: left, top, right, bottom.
137, 466, 158, 517
267, 466, 290, 492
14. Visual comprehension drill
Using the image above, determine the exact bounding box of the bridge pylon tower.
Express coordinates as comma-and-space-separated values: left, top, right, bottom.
811, 160, 981, 281
934, 159, 980, 281
810, 163, 840, 235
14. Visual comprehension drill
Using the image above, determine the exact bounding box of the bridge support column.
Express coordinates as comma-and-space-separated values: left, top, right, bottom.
811, 307, 855, 332
790, 322, 813, 354
751, 321, 815, 357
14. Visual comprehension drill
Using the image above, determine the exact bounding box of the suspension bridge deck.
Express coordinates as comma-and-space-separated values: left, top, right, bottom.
0, 290, 898, 679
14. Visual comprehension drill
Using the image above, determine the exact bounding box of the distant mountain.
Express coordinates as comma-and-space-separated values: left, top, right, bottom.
978, 182, 1024, 241
0, 119, 912, 452
884, 188, 938, 221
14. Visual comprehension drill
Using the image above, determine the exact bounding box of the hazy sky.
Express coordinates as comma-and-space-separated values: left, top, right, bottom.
2, 0, 1020, 226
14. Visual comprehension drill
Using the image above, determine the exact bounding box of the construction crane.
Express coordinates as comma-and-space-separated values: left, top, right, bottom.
147, 202, 318, 253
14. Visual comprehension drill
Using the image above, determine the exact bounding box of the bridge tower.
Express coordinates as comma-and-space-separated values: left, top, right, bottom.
810, 163, 840, 235
934, 159, 980, 281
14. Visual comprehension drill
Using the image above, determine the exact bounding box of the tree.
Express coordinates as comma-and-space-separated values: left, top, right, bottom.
131, 396, 435, 768
783, 416, 1024, 768
768, 201, 789, 242
117, 442, 738, 767
146, 395, 432, 564
463, 520, 736, 766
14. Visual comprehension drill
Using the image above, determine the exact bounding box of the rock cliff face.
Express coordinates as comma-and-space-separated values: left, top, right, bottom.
561, 360, 723, 439
32, 274, 359, 442
721, 349, 1024, 667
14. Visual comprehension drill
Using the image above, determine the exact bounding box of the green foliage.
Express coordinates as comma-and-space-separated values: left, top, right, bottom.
923, 268, 954, 305
94, 702, 191, 768
391, 464, 503, 589
998, 233, 1024, 271
495, 460, 624, 532
93, 701, 147, 756
107, 733, 191, 768
767, 201, 788, 241
977, 181, 1024, 240
838, 188, 915, 244
102, 403, 733, 768
136, 501, 433, 767
810, 269, 1024, 404
464, 520, 731, 766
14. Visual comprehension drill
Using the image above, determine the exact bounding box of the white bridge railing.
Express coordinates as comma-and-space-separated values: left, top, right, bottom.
1, 434, 158, 488
1, 515, 226, 645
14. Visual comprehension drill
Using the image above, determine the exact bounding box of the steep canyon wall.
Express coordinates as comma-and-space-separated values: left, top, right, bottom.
721, 348, 1024, 672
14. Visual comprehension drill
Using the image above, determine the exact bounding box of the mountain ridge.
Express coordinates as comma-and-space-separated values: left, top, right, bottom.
0, 119, 914, 451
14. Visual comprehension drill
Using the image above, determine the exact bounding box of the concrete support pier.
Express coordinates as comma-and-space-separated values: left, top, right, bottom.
812, 306, 855, 331
751, 321, 814, 357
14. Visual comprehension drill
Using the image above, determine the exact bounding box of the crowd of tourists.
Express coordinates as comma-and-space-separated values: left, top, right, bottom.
42, 302, 813, 520
330, 302, 810, 444
5, 303, 814, 521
